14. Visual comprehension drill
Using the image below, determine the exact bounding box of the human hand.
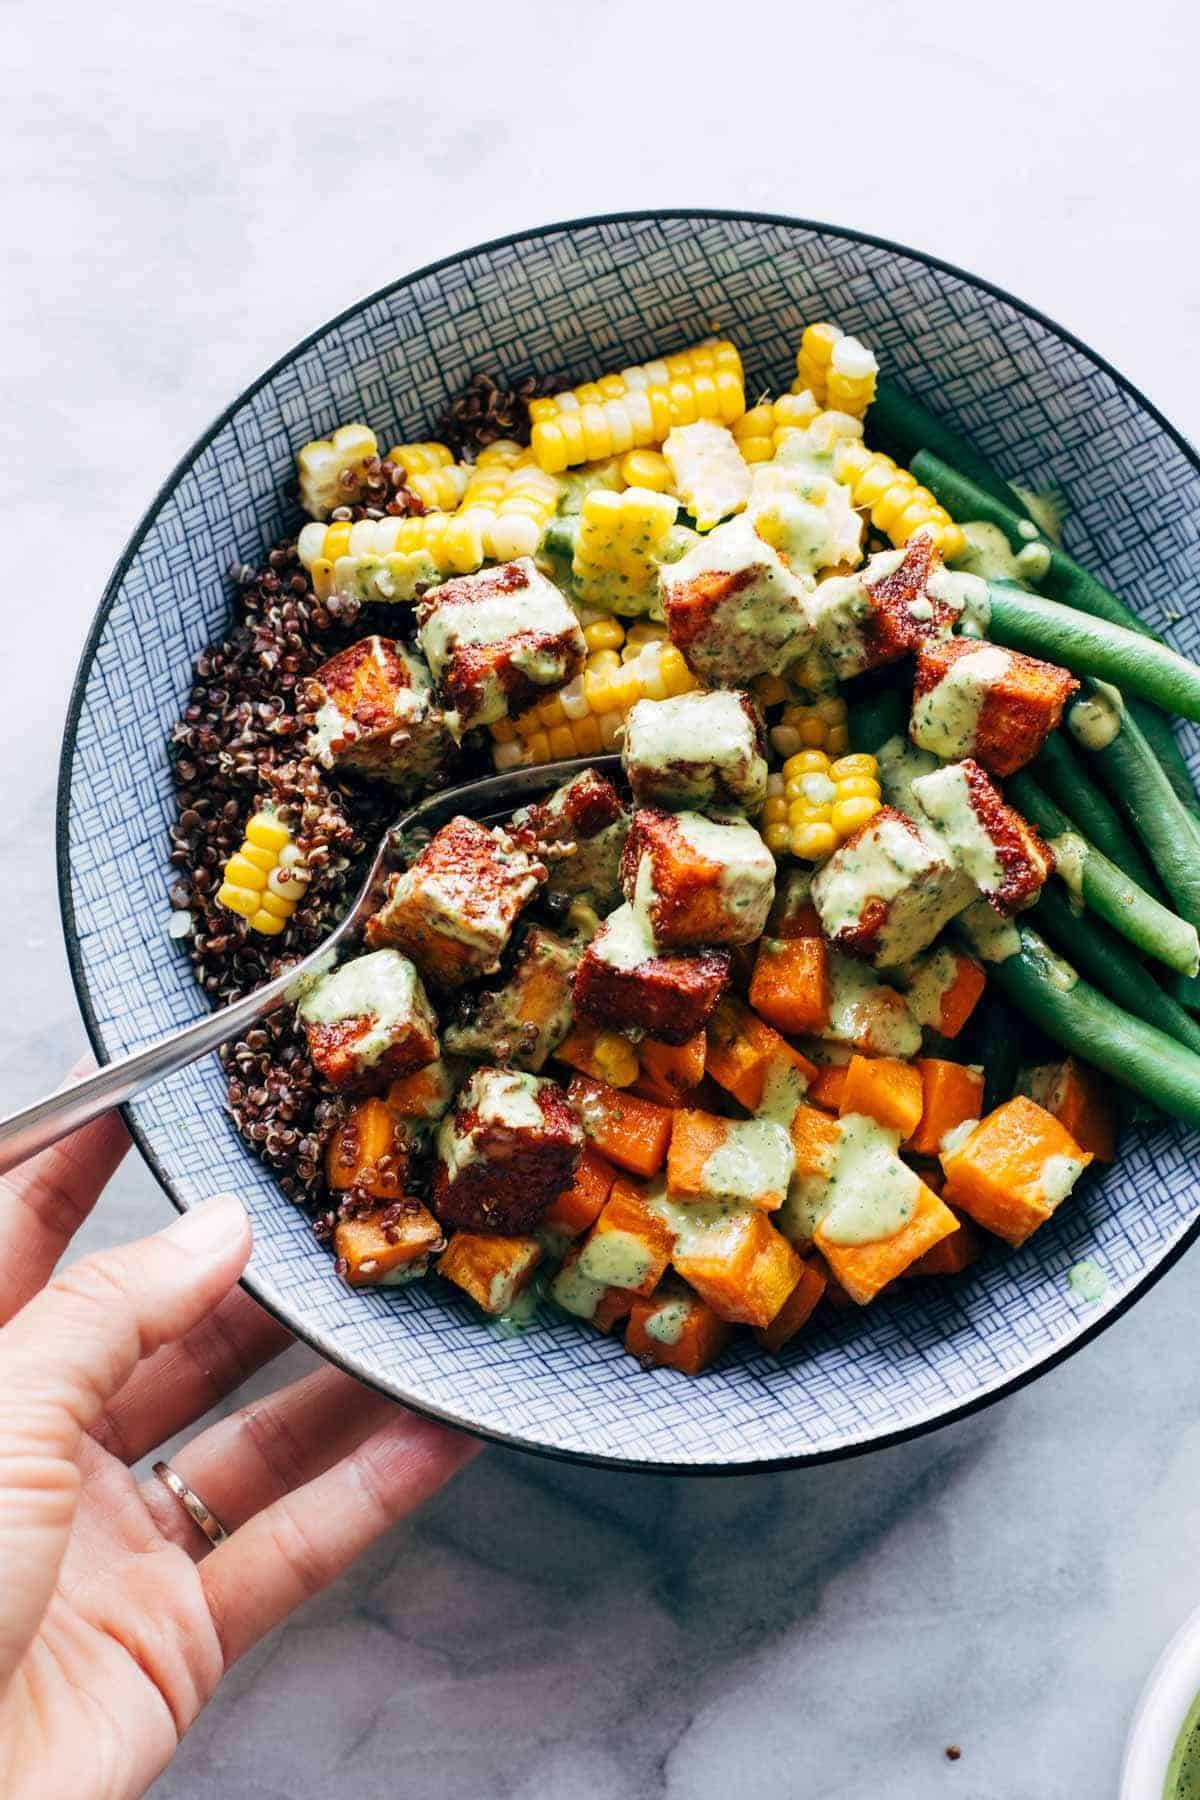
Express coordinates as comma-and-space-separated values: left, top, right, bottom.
0, 1075, 477, 1799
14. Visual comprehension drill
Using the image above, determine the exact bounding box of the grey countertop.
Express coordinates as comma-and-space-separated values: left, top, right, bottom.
4, 1, 1199, 1792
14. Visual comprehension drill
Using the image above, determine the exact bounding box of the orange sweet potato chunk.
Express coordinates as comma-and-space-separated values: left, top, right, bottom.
1023, 1057, 1116, 1164
577, 1178, 675, 1295
637, 1032, 708, 1105
905, 1208, 984, 1277
335, 1201, 445, 1287
905, 1059, 985, 1157
673, 1209, 804, 1328
567, 1075, 674, 1177
625, 1289, 733, 1374
326, 1097, 408, 1199
754, 1260, 828, 1352
438, 1231, 543, 1315
807, 1063, 848, 1113
541, 1145, 618, 1237
838, 1055, 924, 1139
750, 938, 831, 1036
814, 1180, 959, 1304
940, 1095, 1093, 1246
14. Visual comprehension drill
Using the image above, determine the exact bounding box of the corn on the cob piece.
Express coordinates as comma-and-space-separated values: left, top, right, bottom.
216, 810, 311, 935
489, 636, 698, 769
793, 323, 879, 418
662, 421, 751, 531
457, 458, 563, 560
529, 339, 745, 474
831, 440, 965, 560
768, 692, 849, 761
296, 423, 379, 520
619, 448, 672, 491
386, 443, 470, 512
571, 486, 680, 611
297, 514, 482, 600
732, 393, 821, 463
761, 751, 880, 862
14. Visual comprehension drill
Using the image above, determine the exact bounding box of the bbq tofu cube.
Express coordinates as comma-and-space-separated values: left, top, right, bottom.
512, 768, 630, 911
574, 904, 731, 1044
660, 516, 814, 685
911, 758, 1054, 914
306, 636, 454, 789
620, 808, 776, 947
296, 949, 438, 1089
807, 536, 985, 681
910, 638, 1078, 776
366, 816, 546, 988
416, 557, 585, 737
433, 1067, 583, 1233
811, 806, 975, 969
622, 690, 768, 813
442, 927, 579, 1070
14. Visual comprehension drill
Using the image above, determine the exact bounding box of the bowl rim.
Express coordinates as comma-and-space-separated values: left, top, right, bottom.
55, 205, 1200, 1476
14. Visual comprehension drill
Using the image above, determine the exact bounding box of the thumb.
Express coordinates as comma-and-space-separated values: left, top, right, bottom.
0, 1193, 250, 1692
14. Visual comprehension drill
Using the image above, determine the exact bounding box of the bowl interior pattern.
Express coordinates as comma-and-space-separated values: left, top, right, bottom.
60, 212, 1200, 1469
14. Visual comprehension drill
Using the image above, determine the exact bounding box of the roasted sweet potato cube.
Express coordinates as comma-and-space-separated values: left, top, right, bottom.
911, 758, 1053, 914
385, 1056, 457, 1122
904, 1208, 984, 1277
574, 906, 731, 1045
416, 557, 586, 736
667, 1108, 793, 1211
621, 807, 776, 948
296, 949, 439, 1090
661, 515, 814, 686
911, 637, 1078, 777
838, 1055, 924, 1140
822, 952, 922, 1058
899, 945, 986, 1038
815, 1178, 960, 1304
776, 1103, 842, 1244
636, 1032, 708, 1106
307, 635, 453, 789
577, 1178, 675, 1295
433, 1067, 582, 1234
940, 1095, 1093, 1245
906, 1059, 985, 1158
671, 1206, 804, 1328
750, 937, 830, 1035
754, 1259, 828, 1352
625, 1287, 734, 1375
566, 1075, 674, 1177
767, 869, 823, 939
443, 926, 578, 1070
512, 768, 629, 911
325, 1096, 410, 1199
549, 1245, 635, 1333
438, 1230, 543, 1315
541, 1145, 619, 1237
335, 1201, 445, 1287
1019, 1057, 1116, 1163
622, 689, 768, 813
806, 1062, 848, 1112
811, 806, 975, 968
366, 816, 546, 988
554, 1019, 640, 1088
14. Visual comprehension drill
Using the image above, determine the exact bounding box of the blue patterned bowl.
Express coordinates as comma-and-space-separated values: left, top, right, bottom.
58, 211, 1200, 1471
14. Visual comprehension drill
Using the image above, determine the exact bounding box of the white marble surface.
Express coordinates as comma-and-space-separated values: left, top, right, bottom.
3, 1, 1200, 1792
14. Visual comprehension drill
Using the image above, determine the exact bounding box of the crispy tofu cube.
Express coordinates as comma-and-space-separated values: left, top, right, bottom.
911, 758, 1054, 914
366, 816, 546, 988
622, 690, 768, 813
808, 536, 983, 679
940, 1095, 1092, 1246
296, 949, 438, 1090
438, 1230, 543, 1315
911, 637, 1078, 776
810, 806, 975, 968
512, 768, 629, 911
898, 945, 986, 1038
574, 905, 731, 1045
822, 952, 921, 1058
325, 1096, 411, 1199
754, 1259, 828, 1352
433, 1067, 583, 1234
664, 1200, 804, 1327
815, 1176, 960, 1304
549, 1243, 636, 1332
667, 1108, 794, 1211
416, 557, 585, 736
625, 1286, 733, 1374
621, 808, 776, 948
443, 927, 579, 1070
576, 1178, 676, 1296
306, 635, 454, 789
660, 515, 814, 685
335, 1200, 445, 1287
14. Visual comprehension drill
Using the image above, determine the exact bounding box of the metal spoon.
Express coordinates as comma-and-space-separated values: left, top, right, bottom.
0, 755, 617, 1174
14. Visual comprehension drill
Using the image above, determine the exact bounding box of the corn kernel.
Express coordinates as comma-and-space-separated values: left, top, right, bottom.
764, 822, 793, 854
619, 449, 671, 491
816, 695, 848, 724
596, 1032, 640, 1087
256, 890, 293, 920
246, 811, 291, 852
587, 649, 622, 674
791, 822, 838, 860
762, 796, 788, 825
224, 854, 267, 891
216, 882, 260, 919
525, 731, 552, 763
788, 800, 833, 825
835, 775, 881, 802
770, 725, 803, 759
584, 618, 626, 652
783, 750, 831, 777
826, 725, 850, 755
249, 909, 288, 935
829, 753, 875, 780
831, 796, 882, 836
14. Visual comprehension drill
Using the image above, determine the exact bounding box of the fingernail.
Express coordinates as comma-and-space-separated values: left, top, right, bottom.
165, 1192, 247, 1255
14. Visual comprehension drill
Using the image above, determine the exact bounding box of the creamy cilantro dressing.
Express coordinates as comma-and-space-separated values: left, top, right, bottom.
910, 645, 1013, 759
900, 945, 961, 1029
808, 570, 872, 679
819, 1113, 921, 1246
956, 898, 1021, 963
594, 897, 657, 971
577, 1229, 656, 1290
297, 950, 434, 1068
954, 521, 1026, 584
1041, 1152, 1086, 1206
778, 1174, 837, 1245
746, 462, 862, 575
1022, 1062, 1066, 1113
1049, 830, 1087, 898
645, 1183, 755, 1260
876, 735, 940, 817
939, 1117, 978, 1159
672, 810, 776, 930
926, 567, 990, 635
911, 762, 1005, 893
309, 699, 350, 763
643, 1297, 692, 1345
757, 1057, 811, 1128
699, 1118, 795, 1204
823, 952, 922, 1058
1067, 681, 1125, 751
436, 1068, 549, 1182
550, 1256, 609, 1320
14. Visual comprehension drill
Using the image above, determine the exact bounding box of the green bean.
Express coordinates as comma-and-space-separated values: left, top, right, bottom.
1076, 703, 1200, 933
1006, 771, 1198, 975
1033, 885, 1200, 1054
1168, 972, 1200, 1016
847, 688, 905, 755
976, 992, 1025, 1113
984, 925, 1200, 1128
981, 586, 1200, 724
870, 382, 1034, 517
1032, 731, 1159, 892
1127, 699, 1200, 821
